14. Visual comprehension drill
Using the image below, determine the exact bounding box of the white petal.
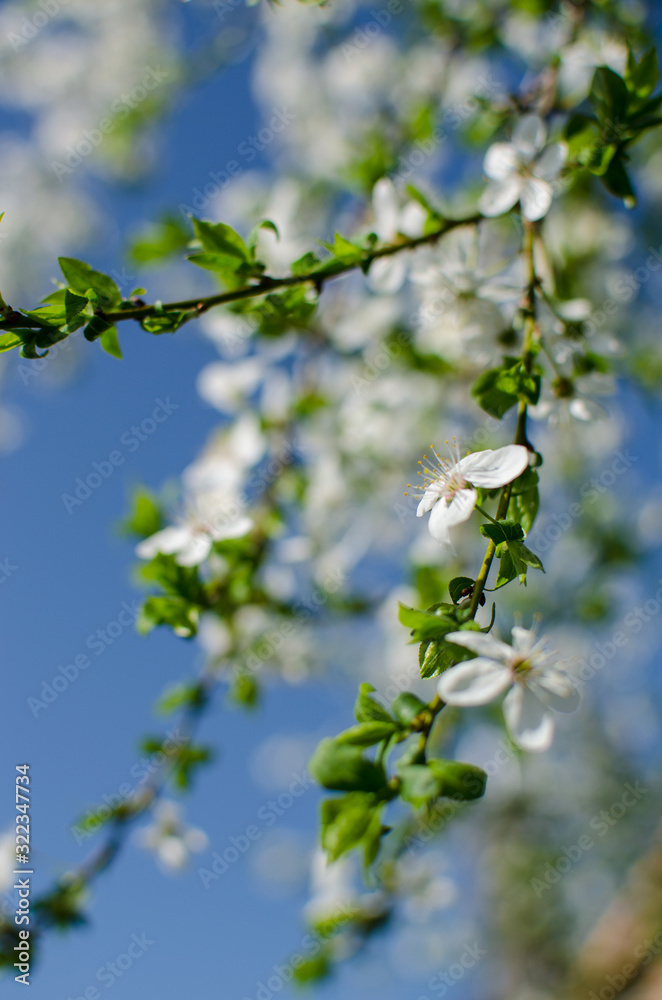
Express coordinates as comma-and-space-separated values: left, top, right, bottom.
438, 658, 512, 706
503, 685, 554, 752
512, 115, 546, 158
483, 142, 519, 181
135, 525, 192, 560
428, 487, 477, 544
183, 827, 209, 852
456, 445, 529, 489
520, 178, 553, 221
157, 836, 189, 871
531, 671, 581, 714
511, 626, 538, 656
176, 533, 212, 566
479, 178, 522, 217
445, 630, 513, 661
399, 201, 427, 238
368, 255, 407, 294
210, 516, 254, 541
372, 178, 400, 240
417, 484, 444, 517
533, 142, 567, 180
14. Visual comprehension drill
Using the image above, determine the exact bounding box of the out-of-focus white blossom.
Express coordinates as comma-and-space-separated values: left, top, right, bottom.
438, 626, 581, 751
138, 801, 208, 873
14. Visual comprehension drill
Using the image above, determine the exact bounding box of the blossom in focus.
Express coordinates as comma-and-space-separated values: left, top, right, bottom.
413, 443, 529, 551
138, 801, 208, 873
438, 625, 581, 751
479, 115, 567, 222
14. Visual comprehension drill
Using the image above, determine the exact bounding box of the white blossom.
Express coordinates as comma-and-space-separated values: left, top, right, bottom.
479, 115, 567, 222
414, 443, 529, 551
138, 801, 208, 873
368, 178, 426, 293
438, 626, 581, 751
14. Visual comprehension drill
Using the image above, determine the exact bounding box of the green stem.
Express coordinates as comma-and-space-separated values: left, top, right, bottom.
467, 219, 538, 617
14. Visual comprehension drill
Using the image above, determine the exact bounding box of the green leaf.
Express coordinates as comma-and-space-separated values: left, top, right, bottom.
191, 217, 249, 260
391, 692, 427, 725
508, 468, 539, 534
320, 792, 379, 860
479, 520, 524, 545
354, 683, 394, 724
601, 156, 636, 208
625, 47, 658, 100
495, 547, 518, 589
0, 331, 24, 352
398, 603, 458, 642
64, 290, 89, 325
309, 739, 387, 792
449, 576, 475, 604
155, 681, 206, 715
120, 487, 163, 538
398, 764, 443, 807
141, 311, 188, 334
170, 744, 212, 790
138, 596, 200, 638
291, 251, 322, 276
99, 325, 122, 359
399, 759, 487, 806
321, 232, 364, 265
495, 538, 544, 588
83, 314, 114, 343
426, 758, 487, 800
419, 638, 455, 679
245, 286, 317, 336
128, 214, 192, 265
58, 258, 121, 308
590, 66, 629, 121
335, 721, 399, 746
471, 367, 518, 418
228, 671, 260, 709
293, 953, 330, 985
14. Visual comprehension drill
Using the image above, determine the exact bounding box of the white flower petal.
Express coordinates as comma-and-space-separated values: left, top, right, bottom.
531, 671, 581, 714
456, 445, 529, 489
399, 201, 427, 238
503, 685, 554, 752
210, 516, 254, 541
479, 178, 522, 217
428, 487, 477, 545
158, 836, 189, 871
533, 141, 567, 180
372, 177, 400, 240
368, 255, 407, 294
445, 630, 513, 661
135, 526, 192, 560
176, 533, 212, 566
511, 626, 538, 656
512, 115, 547, 158
438, 658, 512, 706
417, 484, 443, 516
483, 142, 520, 181
520, 177, 553, 221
